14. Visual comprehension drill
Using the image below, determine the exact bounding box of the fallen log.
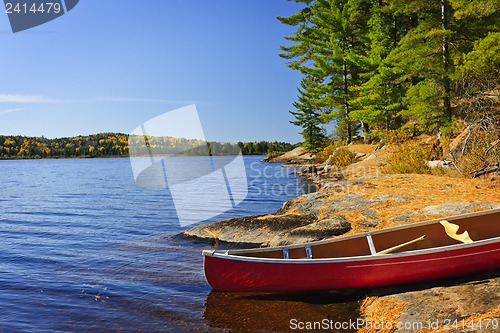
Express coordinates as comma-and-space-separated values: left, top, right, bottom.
470, 163, 500, 178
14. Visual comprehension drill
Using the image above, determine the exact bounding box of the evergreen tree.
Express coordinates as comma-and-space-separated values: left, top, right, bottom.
385, 0, 499, 130
279, 0, 500, 139
279, 0, 372, 143
350, 0, 408, 133
290, 76, 326, 151
312, 0, 373, 143
382, 0, 451, 129
277, 0, 315, 75
452, 0, 500, 95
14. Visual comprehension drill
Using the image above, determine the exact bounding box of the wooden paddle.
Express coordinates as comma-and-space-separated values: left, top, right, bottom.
377, 235, 427, 255
439, 220, 474, 244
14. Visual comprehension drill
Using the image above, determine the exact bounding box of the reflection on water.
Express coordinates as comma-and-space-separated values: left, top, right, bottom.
204, 290, 362, 332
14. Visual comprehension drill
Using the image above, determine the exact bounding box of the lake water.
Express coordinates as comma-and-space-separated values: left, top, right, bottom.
0, 156, 359, 332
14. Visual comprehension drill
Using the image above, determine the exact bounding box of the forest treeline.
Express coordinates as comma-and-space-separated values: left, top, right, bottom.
279, 0, 500, 150
0, 133, 295, 159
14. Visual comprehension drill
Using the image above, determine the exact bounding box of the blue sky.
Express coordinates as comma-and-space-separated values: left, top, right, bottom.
0, 1, 306, 143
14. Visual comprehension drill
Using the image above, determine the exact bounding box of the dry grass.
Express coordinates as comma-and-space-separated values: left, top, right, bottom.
315, 143, 357, 166
358, 296, 408, 333
317, 171, 500, 234
260, 142, 499, 240
335, 210, 367, 234
277, 142, 500, 332
360, 174, 500, 230
382, 142, 433, 175
317, 142, 500, 231
419, 305, 500, 333
256, 210, 302, 220
348, 144, 378, 154
314, 143, 340, 163
204, 228, 222, 239
317, 205, 330, 220
329, 147, 357, 167
359, 299, 500, 333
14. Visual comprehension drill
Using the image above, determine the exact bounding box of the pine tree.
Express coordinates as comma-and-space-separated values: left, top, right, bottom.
350, 0, 406, 133
385, 0, 499, 130
279, 0, 500, 140
312, 0, 372, 143
381, 0, 448, 129
289, 76, 326, 151
279, 0, 372, 143
277, 0, 315, 75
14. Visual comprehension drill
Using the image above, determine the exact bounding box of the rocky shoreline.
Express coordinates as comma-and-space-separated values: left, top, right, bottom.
182, 144, 500, 332
183, 145, 499, 246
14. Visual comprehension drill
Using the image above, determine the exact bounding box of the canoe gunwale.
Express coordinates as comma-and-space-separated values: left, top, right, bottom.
203, 235, 500, 264
203, 208, 500, 263
208, 209, 500, 257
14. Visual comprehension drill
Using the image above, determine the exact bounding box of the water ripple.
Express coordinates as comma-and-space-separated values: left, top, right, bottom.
0, 157, 309, 332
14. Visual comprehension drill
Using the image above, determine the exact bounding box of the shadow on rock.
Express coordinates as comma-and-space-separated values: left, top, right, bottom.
203, 290, 360, 333
203, 271, 500, 332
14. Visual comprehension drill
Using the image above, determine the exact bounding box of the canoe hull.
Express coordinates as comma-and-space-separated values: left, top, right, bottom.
204, 240, 500, 292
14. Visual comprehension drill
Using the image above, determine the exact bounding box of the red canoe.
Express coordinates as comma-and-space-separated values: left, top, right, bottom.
203, 209, 500, 292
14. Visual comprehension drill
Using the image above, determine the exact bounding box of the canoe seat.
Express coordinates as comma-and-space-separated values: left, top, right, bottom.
283, 245, 313, 259
368, 232, 427, 255
305, 244, 313, 259
366, 233, 377, 255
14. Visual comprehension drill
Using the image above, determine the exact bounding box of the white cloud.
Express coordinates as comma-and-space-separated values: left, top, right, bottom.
0, 93, 198, 105
0, 108, 25, 116
0, 93, 59, 103
93, 96, 198, 104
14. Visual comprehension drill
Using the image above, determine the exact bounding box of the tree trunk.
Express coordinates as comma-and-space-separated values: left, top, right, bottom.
442, 0, 452, 121
343, 61, 352, 143
308, 109, 313, 149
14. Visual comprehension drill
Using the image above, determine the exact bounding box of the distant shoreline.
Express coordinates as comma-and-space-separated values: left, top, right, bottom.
0, 154, 127, 161
0, 154, 268, 161
0, 133, 295, 160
